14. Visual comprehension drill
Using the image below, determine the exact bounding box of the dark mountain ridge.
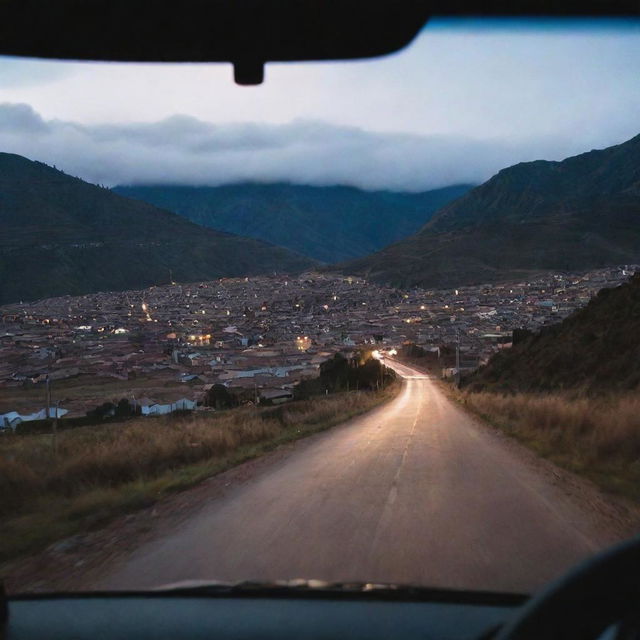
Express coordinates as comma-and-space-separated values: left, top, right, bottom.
113, 182, 472, 263
0, 153, 314, 304
463, 273, 640, 394
337, 134, 640, 287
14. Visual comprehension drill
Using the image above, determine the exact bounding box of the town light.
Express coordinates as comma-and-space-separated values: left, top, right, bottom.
295, 335, 311, 351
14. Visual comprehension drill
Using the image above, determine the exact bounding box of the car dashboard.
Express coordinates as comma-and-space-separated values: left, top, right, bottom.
5, 586, 528, 640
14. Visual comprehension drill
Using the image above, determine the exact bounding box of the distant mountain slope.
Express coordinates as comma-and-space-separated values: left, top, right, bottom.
0, 153, 314, 304
113, 183, 472, 263
463, 274, 640, 394
336, 133, 640, 287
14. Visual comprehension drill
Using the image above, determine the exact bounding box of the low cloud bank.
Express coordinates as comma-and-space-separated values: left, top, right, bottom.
0, 102, 612, 192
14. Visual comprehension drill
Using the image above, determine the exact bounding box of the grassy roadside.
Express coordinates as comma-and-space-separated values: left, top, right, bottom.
445, 385, 640, 503
392, 354, 640, 504
0, 384, 400, 566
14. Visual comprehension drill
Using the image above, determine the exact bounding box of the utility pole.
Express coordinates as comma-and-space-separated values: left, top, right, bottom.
52, 400, 60, 456
45, 374, 51, 420
455, 328, 461, 387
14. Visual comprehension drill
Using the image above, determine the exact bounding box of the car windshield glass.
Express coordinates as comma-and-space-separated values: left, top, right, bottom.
1, 17, 640, 596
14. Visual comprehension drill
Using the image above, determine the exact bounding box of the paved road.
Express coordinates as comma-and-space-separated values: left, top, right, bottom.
95, 362, 620, 593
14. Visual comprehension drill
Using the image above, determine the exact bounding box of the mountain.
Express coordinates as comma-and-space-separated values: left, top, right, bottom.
336, 134, 640, 287
0, 153, 314, 304
113, 183, 472, 264
462, 273, 640, 394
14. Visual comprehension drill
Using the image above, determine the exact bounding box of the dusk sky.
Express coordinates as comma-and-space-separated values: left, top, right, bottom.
0, 18, 638, 191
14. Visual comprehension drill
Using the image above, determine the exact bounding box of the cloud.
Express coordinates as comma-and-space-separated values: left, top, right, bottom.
0, 102, 632, 192
0, 103, 48, 133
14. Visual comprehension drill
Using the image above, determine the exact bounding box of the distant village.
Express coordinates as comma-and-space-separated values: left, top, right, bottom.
0, 266, 635, 429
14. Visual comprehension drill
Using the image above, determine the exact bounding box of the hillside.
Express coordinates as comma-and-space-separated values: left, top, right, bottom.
337, 133, 640, 287
463, 274, 640, 394
0, 153, 314, 304
113, 183, 472, 263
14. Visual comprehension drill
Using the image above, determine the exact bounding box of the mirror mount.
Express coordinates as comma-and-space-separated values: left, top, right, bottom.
234, 60, 265, 86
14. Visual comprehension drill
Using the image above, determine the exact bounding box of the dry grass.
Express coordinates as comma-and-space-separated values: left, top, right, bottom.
459, 390, 640, 500
0, 385, 399, 563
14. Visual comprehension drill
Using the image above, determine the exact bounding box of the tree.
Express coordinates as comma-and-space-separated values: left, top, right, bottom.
204, 384, 239, 410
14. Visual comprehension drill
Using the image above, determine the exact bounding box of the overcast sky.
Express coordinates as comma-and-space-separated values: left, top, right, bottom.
0, 18, 638, 191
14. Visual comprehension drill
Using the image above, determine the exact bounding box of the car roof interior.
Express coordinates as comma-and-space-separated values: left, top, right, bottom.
0, 0, 638, 84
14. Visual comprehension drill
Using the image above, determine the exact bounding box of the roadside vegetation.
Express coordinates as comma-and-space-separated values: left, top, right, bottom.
453, 389, 640, 502
0, 378, 399, 565
443, 274, 640, 503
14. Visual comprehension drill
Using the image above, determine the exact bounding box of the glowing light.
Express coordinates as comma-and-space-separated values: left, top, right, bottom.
141, 303, 148, 312
295, 336, 312, 351
388, 348, 398, 356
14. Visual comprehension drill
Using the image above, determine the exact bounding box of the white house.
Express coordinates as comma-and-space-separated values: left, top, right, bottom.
0, 407, 69, 431
140, 398, 197, 416
140, 403, 172, 416
0, 412, 22, 430
172, 398, 197, 411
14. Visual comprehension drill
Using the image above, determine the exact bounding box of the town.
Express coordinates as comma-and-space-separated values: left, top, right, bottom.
0, 265, 635, 428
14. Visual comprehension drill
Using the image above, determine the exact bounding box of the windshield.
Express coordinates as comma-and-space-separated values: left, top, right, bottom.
1, 17, 640, 596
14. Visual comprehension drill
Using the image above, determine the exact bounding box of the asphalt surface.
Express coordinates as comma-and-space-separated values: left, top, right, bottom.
94, 361, 619, 594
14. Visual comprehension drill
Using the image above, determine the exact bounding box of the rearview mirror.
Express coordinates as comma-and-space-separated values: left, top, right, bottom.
0, 0, 429, 84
